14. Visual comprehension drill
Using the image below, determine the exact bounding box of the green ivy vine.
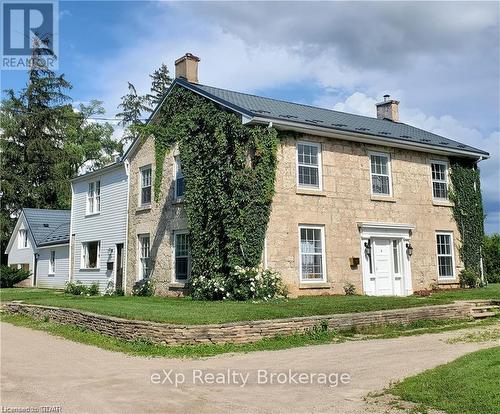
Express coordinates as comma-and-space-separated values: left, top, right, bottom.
139, 88, 280, 298
449, 159, 485, 275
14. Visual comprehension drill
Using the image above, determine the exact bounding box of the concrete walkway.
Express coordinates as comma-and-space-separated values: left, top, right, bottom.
1, 322, 498, 414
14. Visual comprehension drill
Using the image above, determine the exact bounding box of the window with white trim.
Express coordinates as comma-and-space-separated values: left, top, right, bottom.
140, 166, 152, 206
370, 152, 392, 196
174, 156, 185, 199
139, 234, 151, 279
431, 161, 449, 200
174, 231, 190, 282
18, 229, 28, 248
436, 232, 455, 279
87, 180, 101, 214
81, 241, 100, 269
48, 250, 55, 275
297, 142, 321, 189
299, 225, 326, 281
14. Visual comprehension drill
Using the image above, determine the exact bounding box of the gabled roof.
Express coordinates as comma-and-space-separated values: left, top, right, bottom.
23, 208, 71, 247
170, 78, 488, 159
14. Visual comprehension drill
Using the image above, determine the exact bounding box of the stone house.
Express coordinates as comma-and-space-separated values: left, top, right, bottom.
125, 54, 489, 297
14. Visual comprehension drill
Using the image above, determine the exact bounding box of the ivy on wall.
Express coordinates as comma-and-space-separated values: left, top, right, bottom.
449, 159, 485, 275
139, 88, 280, 298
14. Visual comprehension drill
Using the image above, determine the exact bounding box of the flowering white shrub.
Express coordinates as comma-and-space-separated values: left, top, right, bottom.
190, 267, 287, 301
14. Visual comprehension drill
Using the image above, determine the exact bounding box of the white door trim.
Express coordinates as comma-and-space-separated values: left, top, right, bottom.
358, 222, 414, 296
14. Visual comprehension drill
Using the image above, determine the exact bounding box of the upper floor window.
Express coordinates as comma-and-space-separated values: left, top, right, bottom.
140, 166, 152, 206
174, 231, 190, 282
175, 157, 185, 199
139, 234, 151, 279
297, 141, 322, 189
299, 225, 326, 282
18, 229, 28, 248
431, 161, 449, 200
81, 241, 100, 269
87, 180, 101, 214
48, 250, 55, 275
370, 152, 392, 196
436, 232, 455, 279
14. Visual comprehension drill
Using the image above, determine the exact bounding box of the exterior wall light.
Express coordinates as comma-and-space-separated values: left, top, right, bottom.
406, 242, 413, 257
364, 240, 372, 256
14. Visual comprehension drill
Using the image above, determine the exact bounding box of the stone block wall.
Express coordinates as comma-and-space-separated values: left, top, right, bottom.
2, 302, 474, 346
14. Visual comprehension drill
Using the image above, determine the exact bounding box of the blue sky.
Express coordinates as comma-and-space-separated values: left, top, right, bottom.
2, 1, 499, 233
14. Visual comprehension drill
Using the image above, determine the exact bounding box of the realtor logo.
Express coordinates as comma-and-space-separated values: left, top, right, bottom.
1, 0, 59, 69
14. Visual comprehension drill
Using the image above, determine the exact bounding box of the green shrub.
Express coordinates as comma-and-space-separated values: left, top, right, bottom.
190, 266, 288, 301
132, 278, 154, 296
459, 269, 480, 288
483, 234, 500, 283
64, 281, 100, 296
343, 281, 356, 296
0, 266, 31, 288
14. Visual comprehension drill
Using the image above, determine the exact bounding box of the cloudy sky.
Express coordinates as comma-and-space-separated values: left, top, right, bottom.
2, 1, 499, 233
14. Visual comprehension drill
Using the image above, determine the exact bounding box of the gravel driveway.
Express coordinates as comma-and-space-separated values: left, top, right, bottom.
1, 322, 498, 413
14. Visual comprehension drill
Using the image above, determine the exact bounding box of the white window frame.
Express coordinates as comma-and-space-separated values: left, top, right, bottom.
436, 231, 456, 280
86, 180, 101, 215
173, 230, 190, 283
368, 151, 393, 196
18, 229, 28, 249
174, 156, 185, 200
81, 241, 100, 270
48, 250, 55, 275
139, 165, 152, 206
296, 141, 322, 190
298, 225, 326, 283
138, 234, 151, 280
430, 160, 449, 201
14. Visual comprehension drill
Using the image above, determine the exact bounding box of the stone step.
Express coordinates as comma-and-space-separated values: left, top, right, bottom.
472, 305, 500, 312
472, 311, 497, 319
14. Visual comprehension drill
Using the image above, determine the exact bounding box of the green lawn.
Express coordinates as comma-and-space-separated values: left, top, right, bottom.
1, 284, 499, 325
390, 346, 500, 414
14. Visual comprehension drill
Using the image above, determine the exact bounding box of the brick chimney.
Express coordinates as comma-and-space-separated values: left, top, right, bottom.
376, 94, 400, 122
175, 53, 200, 83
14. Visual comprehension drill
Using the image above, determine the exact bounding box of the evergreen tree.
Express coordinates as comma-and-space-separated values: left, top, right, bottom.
0, 45, 120, 263
146, 63, 172, 106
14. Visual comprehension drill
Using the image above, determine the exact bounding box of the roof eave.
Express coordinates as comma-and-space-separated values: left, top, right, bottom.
247, 116, 490, 160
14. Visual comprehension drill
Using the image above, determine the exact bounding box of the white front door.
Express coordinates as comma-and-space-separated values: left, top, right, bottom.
373, 239, 394, 295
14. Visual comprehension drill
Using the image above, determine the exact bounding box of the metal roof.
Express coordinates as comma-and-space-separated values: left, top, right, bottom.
23, 208, 71, 247
174, 78, 488, 158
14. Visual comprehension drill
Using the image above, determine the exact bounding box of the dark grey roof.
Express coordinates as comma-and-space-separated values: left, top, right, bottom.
23, 208, 71, 247
175, 78, 488, 157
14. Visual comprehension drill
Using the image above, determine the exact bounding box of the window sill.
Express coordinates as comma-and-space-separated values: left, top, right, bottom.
85, 212, 100, 218
296, 188, 326, 197
433, 200, 454, 207
371, 195, 396, 202
169, 282, 188, 289
299, 282, 330, 289
136, 205, 151, 213
437, 278, 458, 285
79, 268, 100, 271
172, 198, 184, 205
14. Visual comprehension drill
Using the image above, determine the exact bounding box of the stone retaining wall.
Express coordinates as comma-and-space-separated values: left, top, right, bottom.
2, 301, 475, 345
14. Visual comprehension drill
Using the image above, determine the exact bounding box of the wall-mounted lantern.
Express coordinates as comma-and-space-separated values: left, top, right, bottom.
364, 240, 372, 256
406, 242, 413, 257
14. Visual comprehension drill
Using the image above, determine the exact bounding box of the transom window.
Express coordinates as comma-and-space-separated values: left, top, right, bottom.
81, 241, 100, 269
139, 234, 151, 279
175, 157, 185, 199
436, 233, 455, 279
431, 161, 449, 200
140, 166, 152, 206
297, 142, 321, 189
299, 225, 326, 282
174, 231, 190, 282
49, 250, 55, 275
87, 180, 101, 214
18, 229, 28, 248
370, 152, 392, 196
